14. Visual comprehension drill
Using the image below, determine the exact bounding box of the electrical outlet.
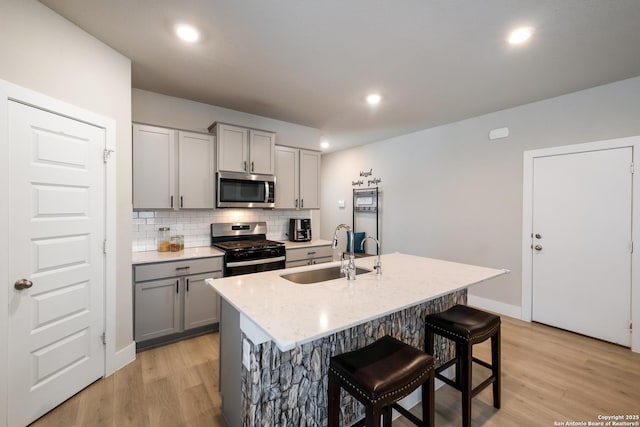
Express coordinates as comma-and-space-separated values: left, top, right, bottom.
242, 339, 250, 369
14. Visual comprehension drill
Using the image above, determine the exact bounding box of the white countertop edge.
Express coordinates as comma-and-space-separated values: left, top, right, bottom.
206, 265, 507, 352
206, 277, 273, 346
239, 314, 272, 346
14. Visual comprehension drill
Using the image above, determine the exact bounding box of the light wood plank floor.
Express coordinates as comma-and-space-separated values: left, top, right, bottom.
31, 315, 640, 426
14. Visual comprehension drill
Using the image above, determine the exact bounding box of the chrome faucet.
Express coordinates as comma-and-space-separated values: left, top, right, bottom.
332, 224, 356, 280
361, 236, 382, 276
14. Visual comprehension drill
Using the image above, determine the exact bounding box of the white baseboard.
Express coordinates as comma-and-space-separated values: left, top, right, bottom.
112, 341, 136, 373
467, 294, 522, 319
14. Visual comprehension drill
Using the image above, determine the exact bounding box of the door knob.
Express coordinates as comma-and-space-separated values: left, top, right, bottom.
534, 245, 543, 251
14, 279, 33, 290
535, 233, 542, 239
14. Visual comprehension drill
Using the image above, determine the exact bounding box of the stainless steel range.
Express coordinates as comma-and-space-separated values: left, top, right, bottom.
211, 222, 286, 277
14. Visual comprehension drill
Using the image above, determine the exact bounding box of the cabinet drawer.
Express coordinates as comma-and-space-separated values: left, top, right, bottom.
286, 245, 332, 262
134, 256, 223, 282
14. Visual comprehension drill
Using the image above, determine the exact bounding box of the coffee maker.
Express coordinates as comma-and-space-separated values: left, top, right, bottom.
289, 219, 312, 242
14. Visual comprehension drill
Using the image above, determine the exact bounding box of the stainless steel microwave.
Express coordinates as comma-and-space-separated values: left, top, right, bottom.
217, 171, 275, 208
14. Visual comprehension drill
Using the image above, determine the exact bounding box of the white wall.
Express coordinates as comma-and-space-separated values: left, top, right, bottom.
320, 76, 640, 311
0, 0, 133, 350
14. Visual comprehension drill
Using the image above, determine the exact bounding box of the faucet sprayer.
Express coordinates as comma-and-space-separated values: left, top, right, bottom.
360, 236, 382, 276
332, 224, 356, 280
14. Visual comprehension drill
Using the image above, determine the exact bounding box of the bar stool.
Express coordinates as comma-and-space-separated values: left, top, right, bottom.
328, 335, 435, 427
425, 304, 501, 427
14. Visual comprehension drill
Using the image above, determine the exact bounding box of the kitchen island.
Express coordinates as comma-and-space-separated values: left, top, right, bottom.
207, 253, 505, 426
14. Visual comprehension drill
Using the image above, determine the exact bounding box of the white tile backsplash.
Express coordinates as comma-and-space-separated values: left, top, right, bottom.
132, 209, 312, 252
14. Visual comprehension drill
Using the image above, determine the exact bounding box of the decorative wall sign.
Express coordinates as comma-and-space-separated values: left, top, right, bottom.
351, 168, 382, 187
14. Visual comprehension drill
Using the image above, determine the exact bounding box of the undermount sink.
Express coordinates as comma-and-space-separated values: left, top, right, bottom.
280, 266, 372, 284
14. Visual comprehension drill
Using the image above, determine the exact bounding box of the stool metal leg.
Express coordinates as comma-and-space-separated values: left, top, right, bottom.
382, 406, 392, 427
365, 405, 381, 427
424, 370, 435, 427
328, 373, 341, 427
425, 327, 434, 356
491, 327, 501, 409
460, 341, 472, 427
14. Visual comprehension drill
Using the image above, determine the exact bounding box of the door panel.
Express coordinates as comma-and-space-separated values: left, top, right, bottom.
134, 278, 181, 342
532, 147, 632, 346
178, 131, 214, 209
299, 149, 320, 209
184, 271, 222, 330
8, 101, 105, 426
132, 124, 175, 209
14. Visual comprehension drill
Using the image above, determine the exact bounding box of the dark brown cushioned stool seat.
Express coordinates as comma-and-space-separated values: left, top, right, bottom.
328, 335, 435, 427
425, 304, 501, 427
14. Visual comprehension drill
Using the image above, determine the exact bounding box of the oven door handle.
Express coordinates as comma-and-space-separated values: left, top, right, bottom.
227, 256, 286, 268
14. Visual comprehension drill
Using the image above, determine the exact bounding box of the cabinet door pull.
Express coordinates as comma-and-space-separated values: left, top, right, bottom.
171, 195, 174, 208
307, 251, 316, 255
175, 266, 191, 271
176, 280, 179, 294
295, 199, 298, 208
301, 199, 304, 208
244, 160, 247, 171
251, 161, 254, 172
186, 278, 190, 292
180, 196, 183, 208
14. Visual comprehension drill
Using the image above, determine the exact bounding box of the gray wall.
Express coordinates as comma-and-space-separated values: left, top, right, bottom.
0, 0, 133, 350
320, 76, 640, 310
132, 89, 321, 149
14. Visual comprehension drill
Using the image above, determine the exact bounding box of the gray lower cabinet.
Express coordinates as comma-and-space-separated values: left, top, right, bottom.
133, 256, 223, 348
285, 245, 332, 268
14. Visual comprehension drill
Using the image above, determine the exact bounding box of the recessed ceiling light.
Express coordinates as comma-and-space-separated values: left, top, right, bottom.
508, 27, 533, 45
366, 93, 382, 105
320, 141, 330, 149
175, 24, 199, 43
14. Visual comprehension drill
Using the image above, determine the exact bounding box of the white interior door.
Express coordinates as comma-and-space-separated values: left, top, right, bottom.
532, 147, 632, 346
7, 101, 105, 426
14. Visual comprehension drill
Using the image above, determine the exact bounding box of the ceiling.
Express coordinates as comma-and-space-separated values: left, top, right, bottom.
40, 0, 640, 152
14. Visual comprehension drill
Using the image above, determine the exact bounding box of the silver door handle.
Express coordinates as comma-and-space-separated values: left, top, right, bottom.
534, 245, 543, 251
15, 279, 33, 290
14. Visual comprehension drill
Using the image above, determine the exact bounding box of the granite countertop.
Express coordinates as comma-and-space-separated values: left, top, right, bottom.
132, 246, 225, 265
207, 252, 507, 351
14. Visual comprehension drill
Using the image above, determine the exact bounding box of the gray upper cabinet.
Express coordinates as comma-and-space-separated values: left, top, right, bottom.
133, 124, 215, 210
299, 149, 321, 209
133, 124, 175, 209
213, 122, 275, 175
275, 146, 321, 209
178, 131, 215, 209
